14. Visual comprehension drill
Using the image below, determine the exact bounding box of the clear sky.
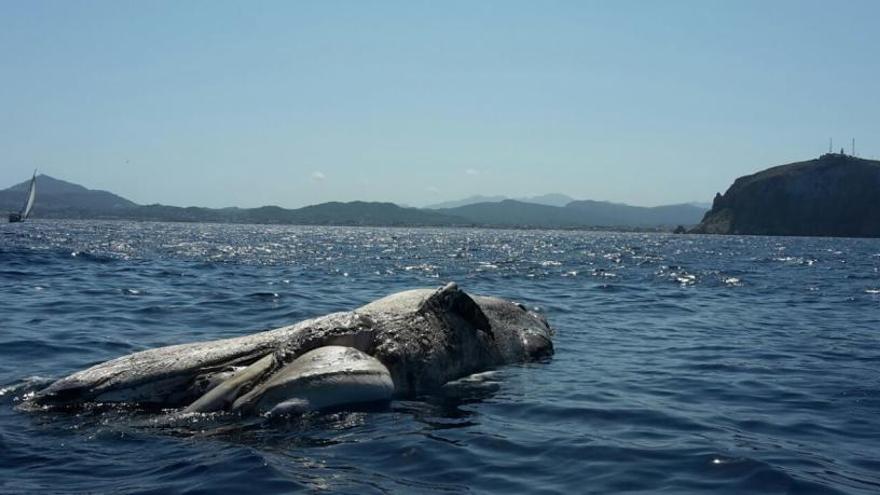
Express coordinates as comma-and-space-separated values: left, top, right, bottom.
1, 0, 878, 208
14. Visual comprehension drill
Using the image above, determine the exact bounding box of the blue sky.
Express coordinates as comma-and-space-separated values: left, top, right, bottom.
1, 0, 877, 208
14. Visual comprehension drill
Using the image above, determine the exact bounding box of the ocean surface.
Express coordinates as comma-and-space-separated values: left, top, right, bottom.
1, 220, 879, 494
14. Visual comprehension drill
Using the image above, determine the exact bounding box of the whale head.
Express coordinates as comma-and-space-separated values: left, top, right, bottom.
472, 295, 554, 361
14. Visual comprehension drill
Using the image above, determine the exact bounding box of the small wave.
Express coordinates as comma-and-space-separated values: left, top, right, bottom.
134, 305, 172, 315
772, 256, 817, 266
248, 292, 280, 300
0, 376, 53, 400
70, 251, 116, 263
723, 277, 743, 286
403, 263, 438, 273
0, 269, 31, 278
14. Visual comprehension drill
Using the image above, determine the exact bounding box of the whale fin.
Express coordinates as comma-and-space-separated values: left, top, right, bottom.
420, 282, 493, 339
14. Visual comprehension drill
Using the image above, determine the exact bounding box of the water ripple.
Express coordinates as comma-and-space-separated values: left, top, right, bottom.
1, 220, 879, 493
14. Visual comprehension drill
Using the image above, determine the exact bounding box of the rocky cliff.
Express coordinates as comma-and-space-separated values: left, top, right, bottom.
692, 154, 880, 237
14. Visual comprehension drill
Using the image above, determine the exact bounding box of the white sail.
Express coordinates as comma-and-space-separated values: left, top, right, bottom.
21, 172, 36, 219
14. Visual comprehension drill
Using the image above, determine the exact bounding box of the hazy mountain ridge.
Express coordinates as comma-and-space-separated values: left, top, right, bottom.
425, 193, 577, 209
424, 195, 509, 209
438, 200, 577, 227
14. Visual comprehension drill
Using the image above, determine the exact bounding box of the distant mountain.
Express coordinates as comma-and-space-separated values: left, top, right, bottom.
521, 193, 576, 207
424, 195, 508, 209
439, 199, 706, 228
425, 193, 576, 209
439, 200, 577, 227
0, 175, 137, 217
691, 154, 880, 237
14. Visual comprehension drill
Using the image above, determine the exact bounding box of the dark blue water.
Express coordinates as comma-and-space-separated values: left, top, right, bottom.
1, 220, 879, 494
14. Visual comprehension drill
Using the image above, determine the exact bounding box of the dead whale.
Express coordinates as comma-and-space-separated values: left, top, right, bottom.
29, 283, 553, 414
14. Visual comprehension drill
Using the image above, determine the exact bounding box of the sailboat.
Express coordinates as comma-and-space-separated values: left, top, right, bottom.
8, 171, 37, 223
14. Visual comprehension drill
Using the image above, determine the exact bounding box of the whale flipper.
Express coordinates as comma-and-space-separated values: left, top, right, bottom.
231, 346, 394, 415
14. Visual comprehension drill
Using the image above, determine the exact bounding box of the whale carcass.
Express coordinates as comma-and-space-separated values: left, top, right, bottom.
29, 283, 554, 414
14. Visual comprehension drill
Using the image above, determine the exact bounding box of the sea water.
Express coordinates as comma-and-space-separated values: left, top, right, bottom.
1, 220, 879, 494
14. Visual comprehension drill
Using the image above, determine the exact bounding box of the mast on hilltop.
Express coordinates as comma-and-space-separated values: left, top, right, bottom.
822, 138, 858, 158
